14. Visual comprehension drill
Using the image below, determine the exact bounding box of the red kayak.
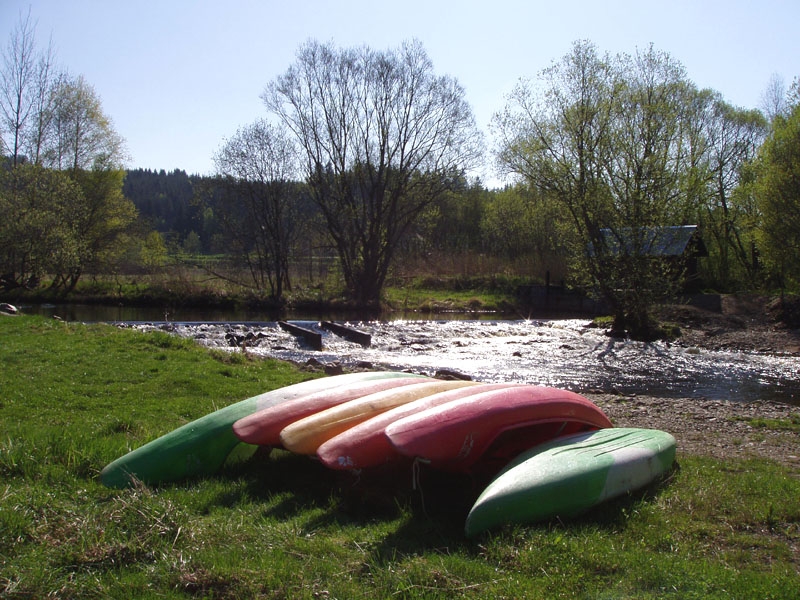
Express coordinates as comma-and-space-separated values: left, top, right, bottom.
316, 383, 523, 470
280, 380, 478, 455
384, 386, 613, 473
232, 373, 428, 447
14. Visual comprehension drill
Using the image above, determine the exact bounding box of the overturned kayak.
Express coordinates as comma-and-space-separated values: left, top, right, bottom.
232, 373, 429, 447
317, 383, 523, 470
464, 427, 677, 537
280, 380, 479, 455
100, 371, 411, 488
385, 386, 613, 473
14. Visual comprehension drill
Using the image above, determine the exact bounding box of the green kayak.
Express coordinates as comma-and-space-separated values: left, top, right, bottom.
100, 371, 419, 488
465, 427, 676, 537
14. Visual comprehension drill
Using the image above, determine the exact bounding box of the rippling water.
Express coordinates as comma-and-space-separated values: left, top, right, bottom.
135, 319, 800, 406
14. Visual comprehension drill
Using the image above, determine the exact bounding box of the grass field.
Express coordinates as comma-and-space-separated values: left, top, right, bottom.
1, 315, 799, 598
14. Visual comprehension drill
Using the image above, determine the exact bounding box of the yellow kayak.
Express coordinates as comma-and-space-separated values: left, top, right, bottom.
280, 379, 479, 455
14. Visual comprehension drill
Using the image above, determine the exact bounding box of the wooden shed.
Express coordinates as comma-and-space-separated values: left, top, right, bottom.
594, 225, 708, 289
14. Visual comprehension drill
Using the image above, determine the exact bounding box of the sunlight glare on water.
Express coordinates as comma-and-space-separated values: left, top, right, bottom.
136, 318, 800, 405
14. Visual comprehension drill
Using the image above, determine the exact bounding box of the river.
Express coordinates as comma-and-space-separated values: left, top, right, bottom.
116, 317, 799, 407
18, 302, 799, 406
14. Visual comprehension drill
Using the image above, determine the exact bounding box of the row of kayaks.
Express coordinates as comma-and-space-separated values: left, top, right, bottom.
101, 371, 676, 536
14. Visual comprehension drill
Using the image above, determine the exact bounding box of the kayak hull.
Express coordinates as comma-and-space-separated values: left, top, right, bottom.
317, 383, 523, 470
232, 373, 428, 446
100, 371, 410, 488
280, 380, 479, 455
385, 386, 613, 472
464, 427, 677, 536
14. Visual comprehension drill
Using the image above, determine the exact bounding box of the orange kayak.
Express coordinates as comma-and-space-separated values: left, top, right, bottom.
232, 373, 428, 446
317, 383, 523, 470
280, 380, 479, 455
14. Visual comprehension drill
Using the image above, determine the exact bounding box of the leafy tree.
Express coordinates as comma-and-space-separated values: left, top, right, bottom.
694, 96, 767, 288
496, 42, 617, 315
62, 166, 137, 291
1, 13, 134, 293
139, 230, 167, 273
496, 41, 703, 337
182, 230, 202, 255
0, 162, 136, 293
428, 178, 488, 255
789, 77, 800, 107
45, 74, 125, 170
0, 163, 84, 290
263, 39, 483, 307
752, 101, 800, 289
482, 186, 533, 260
397, 175, 489, 273
482, 184, 571, 279
212, 119, 301, 300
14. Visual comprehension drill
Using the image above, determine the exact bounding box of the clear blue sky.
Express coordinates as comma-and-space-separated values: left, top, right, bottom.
2, 0, 798, 185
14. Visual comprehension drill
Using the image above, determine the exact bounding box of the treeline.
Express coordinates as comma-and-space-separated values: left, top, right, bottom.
121, 168, 554, 281
122, 168, 209, 252
119, 40, 799, 336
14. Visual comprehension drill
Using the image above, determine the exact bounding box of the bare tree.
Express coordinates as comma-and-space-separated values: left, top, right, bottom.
263, 39, 483, 307
213, 120, 301, 300
0, 9, 37, 164
760, 73, 787, 122
24, 37, 60, 165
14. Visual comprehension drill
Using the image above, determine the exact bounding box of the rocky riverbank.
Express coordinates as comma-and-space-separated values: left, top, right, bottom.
659, 294, 800, 355
589, 392, 800, 472
592, 295, 800, 471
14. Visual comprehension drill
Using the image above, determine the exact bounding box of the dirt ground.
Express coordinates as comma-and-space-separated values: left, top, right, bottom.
587, 295, 800, 472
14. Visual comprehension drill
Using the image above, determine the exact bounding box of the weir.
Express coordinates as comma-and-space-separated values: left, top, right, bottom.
321, 320, 371, 346
278, 321, 323, 351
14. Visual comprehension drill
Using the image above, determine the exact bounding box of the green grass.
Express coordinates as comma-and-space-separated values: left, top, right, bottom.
383, 285, 518, 315
736, 414, 800, 433
2, 316, 799, 598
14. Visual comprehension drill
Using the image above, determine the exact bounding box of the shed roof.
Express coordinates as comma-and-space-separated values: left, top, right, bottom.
595, 225, 706, 257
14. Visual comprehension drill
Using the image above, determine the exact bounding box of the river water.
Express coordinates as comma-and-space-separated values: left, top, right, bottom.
18, 302, 798, 405
118, 317, 799, 406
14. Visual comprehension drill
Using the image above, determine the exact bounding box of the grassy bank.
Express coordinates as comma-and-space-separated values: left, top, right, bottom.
1, 316, 799, 598
380, 276, 524, 316
0, 271, 528, 317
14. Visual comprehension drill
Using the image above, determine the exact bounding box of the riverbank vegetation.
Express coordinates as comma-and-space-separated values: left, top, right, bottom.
2, 15, 799, 339
1, 315, 798, 598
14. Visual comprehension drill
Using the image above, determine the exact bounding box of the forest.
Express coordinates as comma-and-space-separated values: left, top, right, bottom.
2, 15, 799, 337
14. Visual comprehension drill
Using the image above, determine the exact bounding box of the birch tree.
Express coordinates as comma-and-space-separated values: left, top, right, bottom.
1, 9, 38, 165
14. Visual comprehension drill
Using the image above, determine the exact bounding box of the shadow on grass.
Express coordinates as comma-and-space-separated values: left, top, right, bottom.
205, 450, 481, 529
194, 450, 679, 556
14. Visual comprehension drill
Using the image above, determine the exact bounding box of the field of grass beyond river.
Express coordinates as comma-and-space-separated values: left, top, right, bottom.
1, 314, 799, 598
